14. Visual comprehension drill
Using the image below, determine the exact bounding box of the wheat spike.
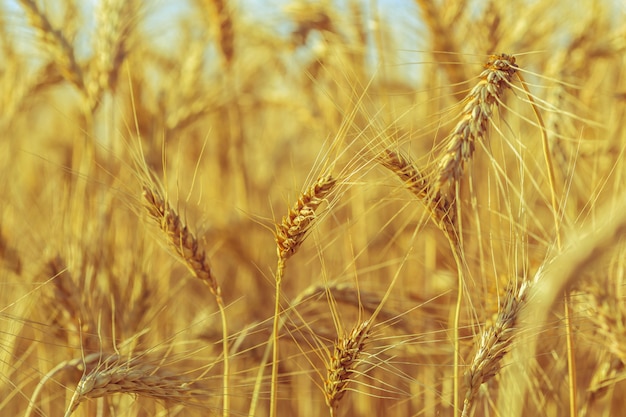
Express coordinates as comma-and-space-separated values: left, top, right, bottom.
64, 354, 203, 417
142, 186, 220, 298
86, 0, 135, 111
462, 280, 529, 417
275, 174, 336, 261
414, 0, 466, 99
17, 0, 84, 90
437, 54, 518, 191
324, 320, 370, 412
379, 148, 457, 238
203, 0, 235, 68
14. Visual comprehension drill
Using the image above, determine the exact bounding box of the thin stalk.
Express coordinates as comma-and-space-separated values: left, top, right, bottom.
517, 72, 575, 417
216, 296, 230, 417
516, 72, 561, 248
451, 186, 464, 417
269, 259, 285, 417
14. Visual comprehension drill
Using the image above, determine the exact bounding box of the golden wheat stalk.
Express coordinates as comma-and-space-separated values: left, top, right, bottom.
324, 320, 370, 413
64, 354, 203, 417
25, 353, 100, 417
437, 53, 518, 192
501, 196, 626, 417
461, 280, 530, 417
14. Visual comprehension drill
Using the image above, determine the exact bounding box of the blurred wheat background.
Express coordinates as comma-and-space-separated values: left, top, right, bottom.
1, 0, 626, 416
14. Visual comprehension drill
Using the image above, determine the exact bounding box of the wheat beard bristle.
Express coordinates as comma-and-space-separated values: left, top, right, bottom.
437, 54, 518, 191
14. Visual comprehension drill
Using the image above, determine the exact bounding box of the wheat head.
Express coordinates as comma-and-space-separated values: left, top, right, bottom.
437, 53, 518, 192
324, 320, 371, 412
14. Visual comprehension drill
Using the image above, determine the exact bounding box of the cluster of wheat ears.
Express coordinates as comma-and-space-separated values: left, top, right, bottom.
2, 0, 626, 416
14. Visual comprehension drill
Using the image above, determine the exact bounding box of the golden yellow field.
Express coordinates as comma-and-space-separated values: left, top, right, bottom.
2, 1, 626, 416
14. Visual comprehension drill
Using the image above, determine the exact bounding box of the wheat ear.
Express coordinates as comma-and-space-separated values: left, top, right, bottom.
324, 320, 370, 414
379, 148, 456, 238
204, 0, 235, 68
142, 187, 220, 298
414, 0, 466, 100
86, 0, 135, 111
64, 355, 203, 417
461, 280, 529, 417
142, 185, 230, 417
437, 54, 518, 192
17, 0, 84, 90
274, 174, 337, 261
266, 174, 337, 417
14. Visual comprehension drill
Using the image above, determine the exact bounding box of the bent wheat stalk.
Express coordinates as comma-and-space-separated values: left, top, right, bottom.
25, 353, 101, 417
501, 196, 626, 417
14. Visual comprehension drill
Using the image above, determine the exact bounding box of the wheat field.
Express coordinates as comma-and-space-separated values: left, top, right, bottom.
2, 1, 626, 416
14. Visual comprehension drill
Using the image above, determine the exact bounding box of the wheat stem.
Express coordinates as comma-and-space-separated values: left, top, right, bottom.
516, 71, 575, 417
